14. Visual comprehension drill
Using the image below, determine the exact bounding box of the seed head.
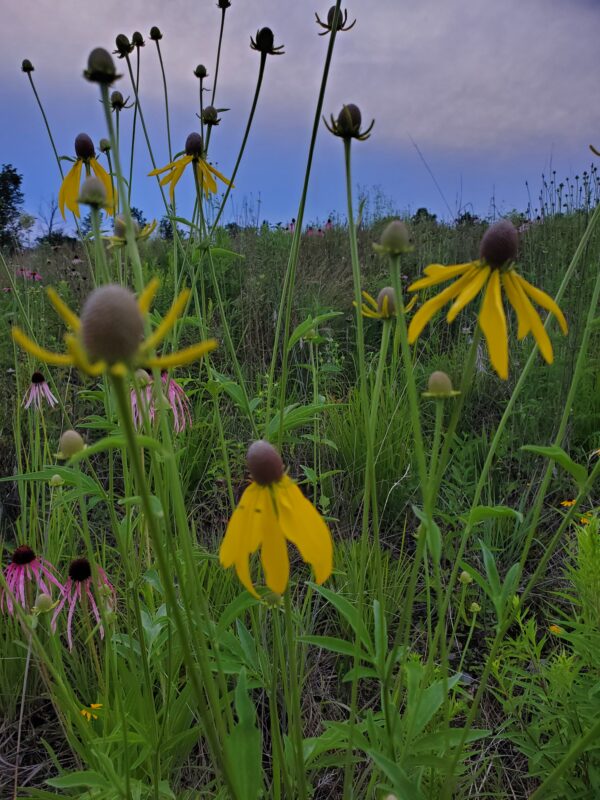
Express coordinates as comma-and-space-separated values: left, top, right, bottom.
326, 103, 374, 141
59, 429, 85, 458
149, 26, 163, 41
202, 106, 220, 126
459, 570, 473, 585
75, 133, 95, 161
31, 371, 45, 385
114, 34, 134, 58
134, 368, 152, 387
80, 285, 144, 365
84, 47, 119, 84
425, 371, 457, 398
479, 220, 518, 269
247, 440, 285, 486
217, 0, 231, 7
78, 176, 107, 208
12, 545, 36, 566
21, 59, 34, 73
69, 557, 92, 582
132, 31, 145, 48
251, 27, 285, 56
113, 215, 139, 239
194, 64, 208, 79
374, 220, 412, 255
110, 90, 126, 110
49, 474, 65, 487
34, 593, 54, 613
470, 602, 481, 614
376, 287, 396, 318
99, 138, 111, 153
185, 132, 204, 157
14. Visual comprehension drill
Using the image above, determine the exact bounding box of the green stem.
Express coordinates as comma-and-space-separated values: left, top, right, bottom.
211, 9, 227, 106
283, 591, 308, 800
128, 49, 141, 204
154, 40, 172, 161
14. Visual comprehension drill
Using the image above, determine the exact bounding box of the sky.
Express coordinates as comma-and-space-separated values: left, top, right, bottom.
0, 0, 598, 232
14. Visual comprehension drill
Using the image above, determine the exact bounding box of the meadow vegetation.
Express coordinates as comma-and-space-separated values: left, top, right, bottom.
1, 4, 600, 798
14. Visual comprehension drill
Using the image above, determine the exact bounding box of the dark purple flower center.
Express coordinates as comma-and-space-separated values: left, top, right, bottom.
69, 558, 92, 582
12, 545, 36, 565
31, 372, 45, 385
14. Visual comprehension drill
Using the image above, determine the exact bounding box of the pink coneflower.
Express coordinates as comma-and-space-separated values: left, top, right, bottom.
1, 545, 64, 616
22, 372, 58, 410
162, 372, 192, 433
51, 557, 115, 650
15, 268, 42, 281
130, 370, 155, 429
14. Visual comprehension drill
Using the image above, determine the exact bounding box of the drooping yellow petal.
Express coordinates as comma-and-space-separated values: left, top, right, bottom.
148, 155, 191, 177
277, 479, 333, 585
409, 262, 475, 292
446, 266, 490, 323
164, 159, 190, 204
362, 291, 378, 310
260, 493, 290, 594
408, 268, 478, 343
11, 327, 73, 366
60, 160, 83, 219
46, 287, 81, 331
137, 277, 160, 315
207, 161, 233, 187
90, 159, 116, 215
197, 162, 217, 196
64, 334, 106, 376
478, 270, 508, 379
512, 273, 568, 335
220, 484, 265, 597
405, 295, 418, 313
510, 275, 554, 364
358, 304, 381, 319
144, 339, 218, 369
502, 272, 530, 339
141, 289, 191, 352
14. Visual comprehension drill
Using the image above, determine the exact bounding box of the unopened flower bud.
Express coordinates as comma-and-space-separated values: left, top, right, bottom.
459, 570, 473, 585
75, 133, 95, 160
78, 176, 106, 208
253, 27, 275, 53
132, 31, 145, 48
49, 473, 64, 487
479, 220, 518, 269
202, 106, 219, 126
374, 220, 412, 255
80, 285, 144, 365
114, 34, 133, 58
217, 0, 231, 7
134, 368, 152, 387
470, 602, 481, 614
424, 371, 458, 398
113, 215, 139, 239
336, 104, 362, 138
376, 287, 396, 318
21, 59, 34, 73
59, 429, 85, 458
110, 90, 126, 110
99, 138, 111, 153
85, 47, 119, 84
185, 132, 204, 157
34, 593, 53, 613
327, 6, 344, 29
149, 26, 163, 41
247, 440, 285, 486
194, 64, 208, 79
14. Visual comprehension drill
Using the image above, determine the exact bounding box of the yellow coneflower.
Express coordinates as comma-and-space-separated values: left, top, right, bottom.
407, 220, 568, 380
80, 703, 103, 722
59, 134, 116, 219
148, 133, 232, 203
11, 280, 217, 378
219, 441, 333, 596
106, 216, 157, 249
356, 287, 417, 320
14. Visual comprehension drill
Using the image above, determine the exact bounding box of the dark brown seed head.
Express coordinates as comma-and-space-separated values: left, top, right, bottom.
149, 26, 163, 41
217, 0, 231, 7
185, 132, 204, 157
377, 287, 396, 317
80, 285, 144, 364
327, 6, 343, 29
202, 106, 219, 125
69, 557, 92, 582
194, 64, 208, 79
21, 59, 34, 73
85, 47, 118, 84
75, 133, 95, 160
254, 27, 275, 52
31, 371, 45, 385
479, 220, 518, 269
110, 90, 125, 110
336, 104, 362, 137
114, 34, 133, 57
132, 31, 145, 47
12, 545, 36, 565
247, 440, 285, 486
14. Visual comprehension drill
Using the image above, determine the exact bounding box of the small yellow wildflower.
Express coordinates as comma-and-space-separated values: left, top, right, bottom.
356, 287, 417, 320
580, 516, 591, 526
59, 134, 116, 219
11, 280, 217, 378
549, 624, 563, 635
80, 703, 103, 721
407, 220, 568, 380
219, 441, 333, 596
107, 216, 157, 249
148, 133, 232, 203
560, 500, 576, 508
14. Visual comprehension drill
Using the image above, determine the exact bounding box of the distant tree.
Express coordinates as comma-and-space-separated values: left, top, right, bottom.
130, 207, 147, 228
411, 207, 437, 225
158, 215, 173, 240
455, 210, 481, 227
36, 197, 76, 247
0, 164, 25, 250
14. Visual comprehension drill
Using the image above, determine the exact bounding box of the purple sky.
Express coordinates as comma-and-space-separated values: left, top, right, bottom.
1, 0, 597, 230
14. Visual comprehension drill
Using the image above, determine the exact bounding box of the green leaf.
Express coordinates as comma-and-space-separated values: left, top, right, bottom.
308, 582, 372, 651
367, 750, 425, 800
299, 635, 362, 657
47, 770, 108, 789
522, 444, 588, 489
468, 505, 524, 525
224, 669, 263, 800
287, 312, 342, 353
412, 506, 442, 563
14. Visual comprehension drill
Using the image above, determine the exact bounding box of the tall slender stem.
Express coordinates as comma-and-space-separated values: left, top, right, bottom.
154, 40, 172, 161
